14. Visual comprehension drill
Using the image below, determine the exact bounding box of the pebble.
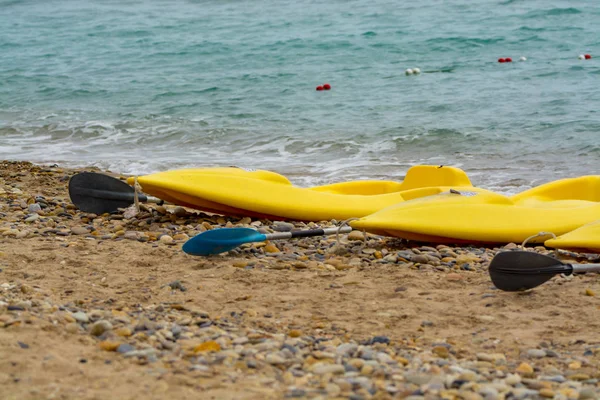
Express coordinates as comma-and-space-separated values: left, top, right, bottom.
123, 231, 140, 240
159, 235, 174, 244
347, 231, 366, 241
527, 349, 547, 358
360, 364, 374, 376
266, 353, 287, 365
312, 364, 345, 375
99, 341, 121, 351
539, 388, 556, 398
411, 254, 430, 264
65, 322, 80, 334
25, 214, 39, 223
272, 222, 294, 232
288, 329, 302, 338
117, 344, 136, 354
194, 341, 221, 353
72, 311, 88, 324
123, 348, 157, 358
370, 336, 390, 345
90, 320, 113, 336
405, 374, 433, 386
71, 226, 90, 235
337, 343, 358, 357
263, 243, 280, 253
505, 373, 522, 385
580, 388, 598, 399
511, 388, 539, 399
325, 383, 341, 397
28, 203, 42, 213
432, 346, 450, 358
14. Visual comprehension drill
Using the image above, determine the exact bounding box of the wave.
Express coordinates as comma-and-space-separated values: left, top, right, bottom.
524, 8, 582, 18
152, 87, 219, 100
424, 36, 505, 51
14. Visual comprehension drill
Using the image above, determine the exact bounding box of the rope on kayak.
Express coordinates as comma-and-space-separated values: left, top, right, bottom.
334, 218, 361, 253
133, 176, 141, 213
521, 231, 557, 253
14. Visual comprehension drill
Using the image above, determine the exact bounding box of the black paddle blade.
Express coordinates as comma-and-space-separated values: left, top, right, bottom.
69, 172, 139, 214
489, 250, 572, 292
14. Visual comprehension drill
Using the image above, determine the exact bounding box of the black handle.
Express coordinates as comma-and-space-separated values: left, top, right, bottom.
87, 189, 147, 202
290, 228, 325, 238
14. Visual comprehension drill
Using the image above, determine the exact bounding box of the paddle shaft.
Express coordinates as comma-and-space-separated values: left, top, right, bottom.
85, 188, 163, 205
264, 226, 353, 241
572, 263, 600, 274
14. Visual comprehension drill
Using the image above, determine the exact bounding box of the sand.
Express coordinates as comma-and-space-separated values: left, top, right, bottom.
1, 160, 599, 400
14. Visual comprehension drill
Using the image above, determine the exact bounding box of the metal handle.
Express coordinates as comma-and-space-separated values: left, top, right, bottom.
571, 263, 600, 274
265, 225, 353, 241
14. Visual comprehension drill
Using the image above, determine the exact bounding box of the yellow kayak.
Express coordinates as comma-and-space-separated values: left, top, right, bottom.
351, 175, 600, 244
127, 165, 473, 221
545, 221, 600, 252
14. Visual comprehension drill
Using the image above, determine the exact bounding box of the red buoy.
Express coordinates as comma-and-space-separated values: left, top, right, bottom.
505, 57, 512, 62
498, 58, 506, 63
323, 83, 331, 90
585, 54, 592, 59
316, 86, 323, 91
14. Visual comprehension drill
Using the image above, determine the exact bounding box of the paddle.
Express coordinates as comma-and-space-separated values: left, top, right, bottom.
68, 172, 163, 214
488, 250, 600, 291
183, 226, 354, 256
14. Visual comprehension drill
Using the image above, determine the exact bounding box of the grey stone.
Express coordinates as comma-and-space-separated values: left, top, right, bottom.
526, 349, 546, 358
479, 386, 499, 400
72, 311, 89, 323
28, 203, 42, 213
336, 343, 358, 357
510, 388, 539, 399
25, 214, 39, 223
579, 388, 598, 399
265, 353, 287, 365
405, 373, 432, 385
71, 226, 90, 235
313, 364, 345, 375
540, 375, 566, 383
117, 344, 135, 354
357, 347, 375, 360
123, 231, 140, 240
411, 254, 430, 264
123, 348, 157, 358
272, 222, 294, 232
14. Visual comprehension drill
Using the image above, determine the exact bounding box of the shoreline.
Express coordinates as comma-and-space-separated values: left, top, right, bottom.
1, 160, 599, 399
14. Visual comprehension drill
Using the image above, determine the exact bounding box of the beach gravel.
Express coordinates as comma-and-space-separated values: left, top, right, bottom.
0, 160, 599, 399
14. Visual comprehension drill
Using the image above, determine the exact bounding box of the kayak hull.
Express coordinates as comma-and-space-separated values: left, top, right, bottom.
545, 221, 600, 252
127, 165, 473, 221
352, 176, 600, 244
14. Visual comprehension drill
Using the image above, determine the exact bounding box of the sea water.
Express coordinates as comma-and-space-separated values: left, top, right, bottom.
0, 0, 598, 191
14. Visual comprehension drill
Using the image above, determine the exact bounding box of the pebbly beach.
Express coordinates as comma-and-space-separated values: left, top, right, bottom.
1, 160, 599, 400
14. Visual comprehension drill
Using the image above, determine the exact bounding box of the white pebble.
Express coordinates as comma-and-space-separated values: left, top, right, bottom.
405, 68, 414, 75
519, 56, 527, 61
578, 54, 585, 60
413, 67, 421, 74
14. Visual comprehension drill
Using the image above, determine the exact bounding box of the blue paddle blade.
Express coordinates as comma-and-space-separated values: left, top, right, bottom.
182, 228, 268, 256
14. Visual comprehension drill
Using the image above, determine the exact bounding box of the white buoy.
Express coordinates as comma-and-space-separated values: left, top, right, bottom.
405, 68, 414, 75
578, 54, 585, 60
413, 67, 421, 74
519, 56, 527, 62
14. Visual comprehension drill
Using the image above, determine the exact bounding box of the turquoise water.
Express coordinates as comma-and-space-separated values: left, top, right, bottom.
0, 0, 599, 190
